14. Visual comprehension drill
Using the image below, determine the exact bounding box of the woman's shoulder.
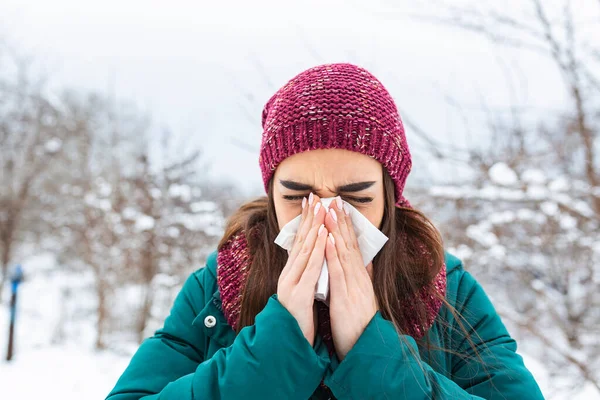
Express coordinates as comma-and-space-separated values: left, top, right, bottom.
181, 251, 219, 305
201, 250, 219, 281
444, 250, 479, 293
442, 251, 496, 318
444, 250, 464, 276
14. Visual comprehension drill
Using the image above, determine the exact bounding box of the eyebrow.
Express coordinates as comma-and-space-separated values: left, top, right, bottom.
279, 179, 376, 193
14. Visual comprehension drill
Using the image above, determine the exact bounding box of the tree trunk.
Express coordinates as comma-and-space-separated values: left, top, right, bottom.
0, 236, 13, 301
136, 285, 153, 344
136, 235, 155, 343
95, 278, 107, 350
0, 264, 6, 301
0, 204, 21, 302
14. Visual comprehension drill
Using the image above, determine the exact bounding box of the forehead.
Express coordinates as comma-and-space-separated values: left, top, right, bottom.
274, 149, 382, 184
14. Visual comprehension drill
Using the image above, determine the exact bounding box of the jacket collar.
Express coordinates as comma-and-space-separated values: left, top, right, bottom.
192, 290, 236, 348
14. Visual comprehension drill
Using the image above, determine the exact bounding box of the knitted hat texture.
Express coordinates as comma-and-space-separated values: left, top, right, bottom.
259, 63, 412, 206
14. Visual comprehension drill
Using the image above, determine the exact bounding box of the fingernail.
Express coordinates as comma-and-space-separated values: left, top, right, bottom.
343, 204, 350, 216
318, 224, 325, 236
330, 208, 337, 222
309, 192, 314, 205
302, 197, 307, 209
336, 196, 343, 210
314, 202, 321, 215
328, 233, 335, 245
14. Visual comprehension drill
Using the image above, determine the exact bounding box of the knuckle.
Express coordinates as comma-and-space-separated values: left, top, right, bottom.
339, 250, 350, 264
300, 242, 312, 256
305, 259, 319, 272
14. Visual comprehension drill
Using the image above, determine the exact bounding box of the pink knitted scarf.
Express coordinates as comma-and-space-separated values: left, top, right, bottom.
216, 230, 447, 354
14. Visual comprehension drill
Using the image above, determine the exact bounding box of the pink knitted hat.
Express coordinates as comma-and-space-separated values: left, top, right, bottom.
259, 63, 412, 207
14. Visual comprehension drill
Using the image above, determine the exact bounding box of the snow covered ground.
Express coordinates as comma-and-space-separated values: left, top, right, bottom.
0, 346, 130, 398
0, 252, 597, 399
0, 253, 132, 399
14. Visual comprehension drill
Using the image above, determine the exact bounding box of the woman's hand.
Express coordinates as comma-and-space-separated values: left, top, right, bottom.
277, 193, 328, 346
324, 197, 378, 360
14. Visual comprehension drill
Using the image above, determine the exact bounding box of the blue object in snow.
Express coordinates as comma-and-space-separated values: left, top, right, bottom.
6, 264, 23, 360
10, 264, 24, 294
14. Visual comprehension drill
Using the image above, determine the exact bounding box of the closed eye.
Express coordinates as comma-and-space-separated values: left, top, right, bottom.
344, 196, 373, 203
282, 195, 373, 203
282, 195, 307, 201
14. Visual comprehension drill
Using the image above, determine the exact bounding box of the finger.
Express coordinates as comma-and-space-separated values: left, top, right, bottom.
323, 200, 356, 274
283, 194, 325, 282
339, 205, 366, 280
312, 195, 326, 226
323, 207, 350, 270
299, 223, 328, 290
281, 193, 308, 255
327, 197, 352, 249
298, 195, 309, 229
342, 203, 359, 249
324, 207, 344, 245
282, 197, 309, 266
292, 195, 325, 271
325, 232, 347, 296
297, 192, 317, 241
325, 212, 364, 290
288, 193, 319, 265
280, 195, 311, 281
286, 221, 323, 283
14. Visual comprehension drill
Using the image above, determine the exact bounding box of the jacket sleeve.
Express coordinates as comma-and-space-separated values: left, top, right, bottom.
323, 270, 545, 399
106, 267, 329, 400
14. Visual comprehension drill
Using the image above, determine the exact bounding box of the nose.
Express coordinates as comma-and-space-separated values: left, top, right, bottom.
312, 185, 338, 200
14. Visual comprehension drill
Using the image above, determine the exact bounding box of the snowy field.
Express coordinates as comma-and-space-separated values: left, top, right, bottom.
0, 253, 128, 398
0, 252, 596, 399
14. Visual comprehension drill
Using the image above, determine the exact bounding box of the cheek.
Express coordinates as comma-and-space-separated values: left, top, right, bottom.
274, 199, 302, 230
364, 200, 385, 229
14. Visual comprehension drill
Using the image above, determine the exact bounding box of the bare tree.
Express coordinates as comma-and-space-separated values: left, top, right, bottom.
39, 92, 145, 348
0, 50, 71, 299
0, 38, 240, 351
128, 146, 225, 343
420, 158, 600, 395
427, 0, 600, 207
385, 1, 600, 395
41, 92, 231, 348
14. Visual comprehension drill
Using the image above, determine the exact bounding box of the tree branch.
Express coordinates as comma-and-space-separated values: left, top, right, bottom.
500, 311, 600, 393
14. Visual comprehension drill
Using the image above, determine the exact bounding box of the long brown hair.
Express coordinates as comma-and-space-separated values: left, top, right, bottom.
218, 170, 445, 335
217, 170, 493, 396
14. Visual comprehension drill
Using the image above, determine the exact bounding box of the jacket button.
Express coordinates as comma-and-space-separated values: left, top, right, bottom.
204, 315, 217, 328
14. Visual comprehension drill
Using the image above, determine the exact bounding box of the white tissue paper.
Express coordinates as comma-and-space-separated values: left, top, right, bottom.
274, 197, 389, 302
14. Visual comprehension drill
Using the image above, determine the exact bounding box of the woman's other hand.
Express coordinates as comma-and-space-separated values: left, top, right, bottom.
324, 196, 378, 360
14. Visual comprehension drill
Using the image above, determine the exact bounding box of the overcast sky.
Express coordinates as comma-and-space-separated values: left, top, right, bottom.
1, 0, 585, 196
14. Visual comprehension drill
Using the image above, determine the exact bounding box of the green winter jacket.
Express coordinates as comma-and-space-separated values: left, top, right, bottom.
106, 251, 544, 399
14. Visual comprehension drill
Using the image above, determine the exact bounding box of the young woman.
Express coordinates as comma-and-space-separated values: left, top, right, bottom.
107, 63, 544, 399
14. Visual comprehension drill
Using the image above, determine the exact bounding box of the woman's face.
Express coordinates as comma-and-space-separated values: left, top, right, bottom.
273, 149, 385, 230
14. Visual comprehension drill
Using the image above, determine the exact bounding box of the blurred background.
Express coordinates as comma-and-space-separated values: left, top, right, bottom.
0, 0, 599, 398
